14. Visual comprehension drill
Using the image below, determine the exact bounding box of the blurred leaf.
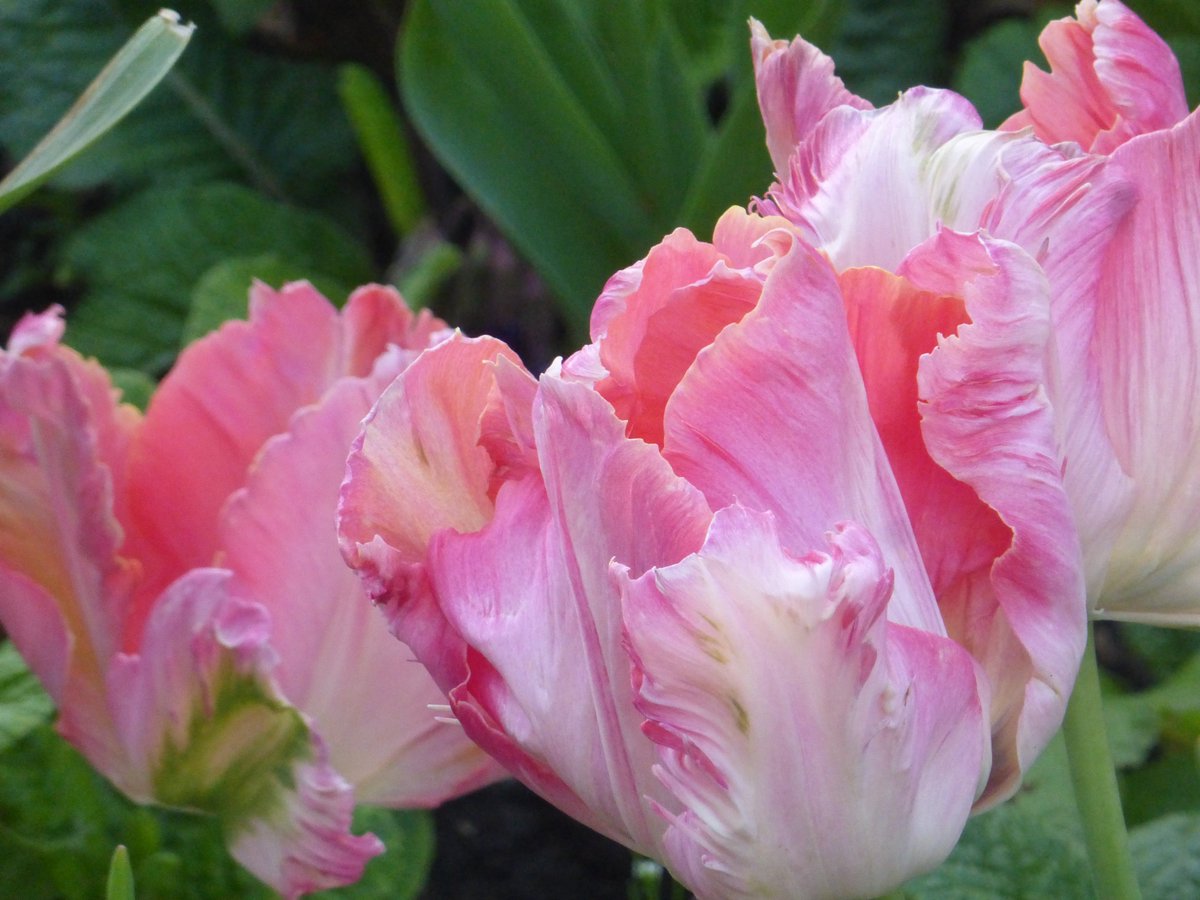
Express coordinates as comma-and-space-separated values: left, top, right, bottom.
0, 642, 54, 753
952, 11, 1069, 128
1131, 813, 1200, 899
318, 808, 435, 899
108, 368, 157, 411
396, 240, 464, 309
830, 0, 949, 105
339, 64, 428, 237
60, 182, 373, 372
0, 9, 192, 214
1122, 749, 1200, 827
1104, 692, 1163, 769
207, 0, 276, 36
181, 254, 354, 345
0, 0, 357, 209
1119, 622, 1200, 684
106, 846, 135, 900
400, 0, 826, 337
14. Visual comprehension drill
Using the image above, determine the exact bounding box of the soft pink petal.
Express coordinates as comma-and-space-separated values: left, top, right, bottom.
589, 212, 780, 445
981, 140, 1137, 596
123, 282, 345, 622
338, 283, 448, 377
750, 19, 872, 174
896, 230, 1086, 804
424, 372, 714, 856
622, 507, 987, 899
1088, 109, 1200, 622
230, 757, 383, 900
763, 88, 985, 271
0, 316, 140, 769
338, 333, 535, 701
107, 568, 382, 897
221, 369, 500, 807
661, 231, 946, 637
1002, 0, 1188, 152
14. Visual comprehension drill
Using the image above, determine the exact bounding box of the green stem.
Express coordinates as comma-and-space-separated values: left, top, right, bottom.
1062, 621, 1142, 900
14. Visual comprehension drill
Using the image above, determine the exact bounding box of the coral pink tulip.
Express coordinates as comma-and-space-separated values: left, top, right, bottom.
0, 284, 500, 897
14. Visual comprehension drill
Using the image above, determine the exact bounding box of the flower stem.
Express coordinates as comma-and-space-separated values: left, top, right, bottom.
1062, 621, 1142, 900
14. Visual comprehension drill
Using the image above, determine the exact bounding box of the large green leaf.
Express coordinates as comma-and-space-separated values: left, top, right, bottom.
0, 0, 356, 209
0, 9, 192, 214
60, 182, 374, 372
400, 0, 830, 336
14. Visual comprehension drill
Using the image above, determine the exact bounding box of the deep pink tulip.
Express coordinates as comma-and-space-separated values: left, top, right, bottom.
0, 284, 500, 897
998, 0, 1200, 625
339, 210, 1027, 897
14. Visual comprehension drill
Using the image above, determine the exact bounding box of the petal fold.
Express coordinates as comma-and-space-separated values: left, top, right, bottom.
622, 507, 987, 900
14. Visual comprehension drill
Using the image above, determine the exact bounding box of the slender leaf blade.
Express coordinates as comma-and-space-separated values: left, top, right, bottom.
0, 9, 193, 214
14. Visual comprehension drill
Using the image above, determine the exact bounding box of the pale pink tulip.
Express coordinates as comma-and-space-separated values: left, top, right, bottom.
340, 212, 1008, 897
998, 1, 1200, 625
0, 284, 500, 897
751, 23, 1110, 802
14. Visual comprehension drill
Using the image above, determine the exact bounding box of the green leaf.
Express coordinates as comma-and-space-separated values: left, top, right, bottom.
0, 9, 193, 214
106, 846, 135, 900
181, 254, 354, 346
0, 0, 357, 209
400, 0, 823, 337
339, 64, 428, 237
1131, 813, 1200, 900
0, 642, 54, 754
60, 182, 374, 372
318, 808, 435, 899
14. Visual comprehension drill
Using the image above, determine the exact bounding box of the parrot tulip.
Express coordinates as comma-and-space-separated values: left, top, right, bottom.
0, 284, 500, 897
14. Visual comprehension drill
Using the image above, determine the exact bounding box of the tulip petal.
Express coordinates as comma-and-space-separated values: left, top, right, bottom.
661, 233, 946, 636
338, 332, 540, 757
750, 19, 872, 175
621, 506, 987, 899
1003, 0, 1187, 152
1089, 109, 1200, 622
590, 213, 780, 446
0, 312, 140, 768
125, 283, 429, 627
982, 142, 1137, 596
107, 568, 382, 897
222, 361, 499, 807
762, 88, 986, 271
421, 372, 713, 855
894, 229, 1086, 803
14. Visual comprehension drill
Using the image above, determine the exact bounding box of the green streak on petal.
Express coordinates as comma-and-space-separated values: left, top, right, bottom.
152, 661, 310, 828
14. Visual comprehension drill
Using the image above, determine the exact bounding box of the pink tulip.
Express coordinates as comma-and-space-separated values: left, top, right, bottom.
998, 0, 1200, 625
1000, 0, 1187, 153
339, 211, 1020, 896
752, 22, 1109, 802
0, 284, 500, 897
